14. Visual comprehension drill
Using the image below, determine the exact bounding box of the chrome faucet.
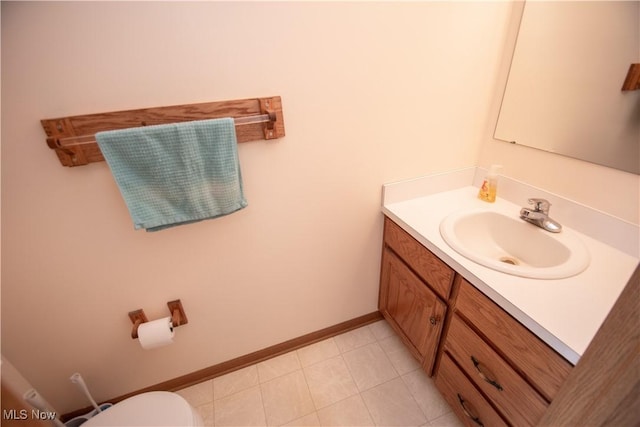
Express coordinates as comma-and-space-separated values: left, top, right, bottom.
520, 198, 562, 233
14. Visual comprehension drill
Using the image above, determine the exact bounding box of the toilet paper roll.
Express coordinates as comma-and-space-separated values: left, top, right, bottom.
138, 316, 175, 349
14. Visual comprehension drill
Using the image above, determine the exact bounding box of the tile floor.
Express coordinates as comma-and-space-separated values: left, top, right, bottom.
176, 320, 464, 427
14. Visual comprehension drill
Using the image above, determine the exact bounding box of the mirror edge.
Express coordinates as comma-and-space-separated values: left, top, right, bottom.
490, 0, 526, 147
490, 1, 640, 175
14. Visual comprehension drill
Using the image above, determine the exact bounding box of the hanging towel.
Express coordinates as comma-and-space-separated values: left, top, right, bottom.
96, 118, 247, 232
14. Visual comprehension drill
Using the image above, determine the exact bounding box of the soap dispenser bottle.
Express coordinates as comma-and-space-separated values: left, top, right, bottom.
478, 165, 502, 203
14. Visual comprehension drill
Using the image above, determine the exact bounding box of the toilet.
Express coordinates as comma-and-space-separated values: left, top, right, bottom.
82, 391, 203, 426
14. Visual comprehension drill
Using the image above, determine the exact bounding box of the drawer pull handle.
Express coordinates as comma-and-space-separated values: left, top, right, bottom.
456, 393, 484, 427
471, 356, 504, 391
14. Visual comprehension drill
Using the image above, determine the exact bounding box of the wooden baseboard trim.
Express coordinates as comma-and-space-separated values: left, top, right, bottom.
62, 311, 382, 421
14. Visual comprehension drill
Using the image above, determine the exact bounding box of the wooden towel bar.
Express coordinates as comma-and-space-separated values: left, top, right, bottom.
41, 96, 285, 167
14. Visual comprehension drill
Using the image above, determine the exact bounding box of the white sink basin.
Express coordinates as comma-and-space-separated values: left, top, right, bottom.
440, 209, 590, 279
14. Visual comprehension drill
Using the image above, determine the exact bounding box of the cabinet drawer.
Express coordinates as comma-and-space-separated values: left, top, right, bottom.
445, 314, 548, 426
455, 279, 572, 401
384, 217, 454, 300
435, 353, 508, 427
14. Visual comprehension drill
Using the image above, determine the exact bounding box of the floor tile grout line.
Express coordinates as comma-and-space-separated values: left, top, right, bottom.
256, 380, 269, 427
180, 321, 457, 427
257, 366, 319, 427
211, 366, 259, 402
297, 339, 341, 370
367, 321, 432, 426
400, 371, 435, 423
300, 353, 360, 413
367, 322, 391, 426
399, 369, 456, 424
337, 321, 403, 425
296, 336, 341, 368
361, 374, 430, 426
256, 351, 304, 385
337, 345, 383, 426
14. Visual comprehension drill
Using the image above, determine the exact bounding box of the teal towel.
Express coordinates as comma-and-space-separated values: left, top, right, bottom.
96, 118, 247, 232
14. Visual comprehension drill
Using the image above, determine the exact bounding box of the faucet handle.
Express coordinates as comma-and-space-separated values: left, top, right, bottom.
528, 198, 550, 214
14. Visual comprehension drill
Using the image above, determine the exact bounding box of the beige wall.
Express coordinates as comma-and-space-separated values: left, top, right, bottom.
478, 142, 640, 224
1, 2, 512, 413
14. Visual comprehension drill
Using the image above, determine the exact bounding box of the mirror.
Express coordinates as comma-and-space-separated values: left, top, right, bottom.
494, 1, 640, 174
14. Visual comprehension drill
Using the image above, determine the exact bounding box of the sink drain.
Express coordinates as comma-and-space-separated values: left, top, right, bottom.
499, 256, 519, 266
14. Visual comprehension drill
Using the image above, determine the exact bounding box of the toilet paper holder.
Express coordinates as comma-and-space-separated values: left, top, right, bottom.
128, 300, 188, 339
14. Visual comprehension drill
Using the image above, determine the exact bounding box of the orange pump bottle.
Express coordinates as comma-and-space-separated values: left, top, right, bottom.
478, 165, 502, 203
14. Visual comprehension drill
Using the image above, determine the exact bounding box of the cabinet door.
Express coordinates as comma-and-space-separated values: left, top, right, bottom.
380, 248, 446, 373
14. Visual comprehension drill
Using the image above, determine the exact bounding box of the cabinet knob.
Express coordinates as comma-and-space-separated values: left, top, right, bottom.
429, 316, 437, 326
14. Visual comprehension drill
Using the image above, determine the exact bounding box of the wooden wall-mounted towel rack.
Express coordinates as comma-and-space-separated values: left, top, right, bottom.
41, 96, 285, 167
622, 63, 640, 91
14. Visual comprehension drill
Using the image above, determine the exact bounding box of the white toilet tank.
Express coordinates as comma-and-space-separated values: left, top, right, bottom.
82, 391, 203, 426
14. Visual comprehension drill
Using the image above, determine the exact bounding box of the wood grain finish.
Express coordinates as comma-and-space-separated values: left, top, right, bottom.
383, 217, 454, 300
455, 279, 572, 402
445, 314, 548, 426
539, 263, 640, 426
621, 63, 640, 91
41, 96, 285, 167
380, 248, 446, 373
435, 353, 509, 427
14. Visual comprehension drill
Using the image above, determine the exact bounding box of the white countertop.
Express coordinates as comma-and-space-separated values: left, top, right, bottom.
382, 169, 639, 364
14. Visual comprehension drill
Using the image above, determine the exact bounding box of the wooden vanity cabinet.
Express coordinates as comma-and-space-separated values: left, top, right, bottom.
379, 216, 574, 427
379, 217, 453, 374
437, 277, 573, 426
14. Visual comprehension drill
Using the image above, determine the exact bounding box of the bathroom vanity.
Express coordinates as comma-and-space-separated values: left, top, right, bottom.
378, 168, 639, 427
380, 217, 571, 426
